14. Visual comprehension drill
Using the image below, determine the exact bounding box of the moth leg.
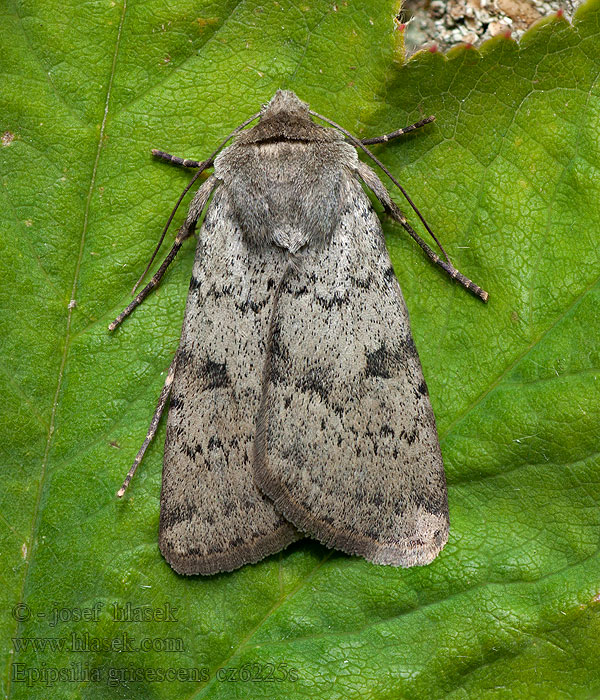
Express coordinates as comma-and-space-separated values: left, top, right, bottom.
130, 163, 218, 296
117, 355, 178, 497
108, 175, 219, 330
356, 161, 489, 302
151, 108, 261, 169
151, 149, 211, 169
108, 237, 185, 330
361, 115, 435, 145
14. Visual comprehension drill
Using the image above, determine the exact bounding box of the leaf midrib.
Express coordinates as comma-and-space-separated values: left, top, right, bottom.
5, 0, 128, 696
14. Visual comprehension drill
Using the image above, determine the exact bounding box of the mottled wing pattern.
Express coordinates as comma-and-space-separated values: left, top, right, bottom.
254, 174, 449, 566
159, 186, 299, 575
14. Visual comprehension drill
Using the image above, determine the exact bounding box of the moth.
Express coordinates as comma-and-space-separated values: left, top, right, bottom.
110, 90, 488, 575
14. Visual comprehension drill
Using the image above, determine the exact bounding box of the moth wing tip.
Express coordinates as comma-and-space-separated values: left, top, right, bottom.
158, 524, 300, 576
365, 543, 447, 568
366, 517, 449, 567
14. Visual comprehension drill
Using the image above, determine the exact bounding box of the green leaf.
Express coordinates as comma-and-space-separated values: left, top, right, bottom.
1, 0, 599, 698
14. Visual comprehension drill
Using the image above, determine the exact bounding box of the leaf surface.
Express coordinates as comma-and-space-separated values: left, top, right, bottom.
1, 0, 599, 697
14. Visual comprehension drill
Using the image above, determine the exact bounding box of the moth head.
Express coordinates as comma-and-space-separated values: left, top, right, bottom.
261, 90, 310, 120
235, 90, 338, 143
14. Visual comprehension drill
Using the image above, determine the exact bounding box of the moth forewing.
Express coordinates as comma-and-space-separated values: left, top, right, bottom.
253, 168, 448, 566
158, 184, 300, 575
111, 89, 488, 574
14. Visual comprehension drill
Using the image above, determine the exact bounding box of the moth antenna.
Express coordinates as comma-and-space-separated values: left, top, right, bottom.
309, 110, 451, 264
130, 111, 261, 296
355, 161, 489, 302
110, 234, 186, 331
130, 167, 206, 296
109, 176, 219, 330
